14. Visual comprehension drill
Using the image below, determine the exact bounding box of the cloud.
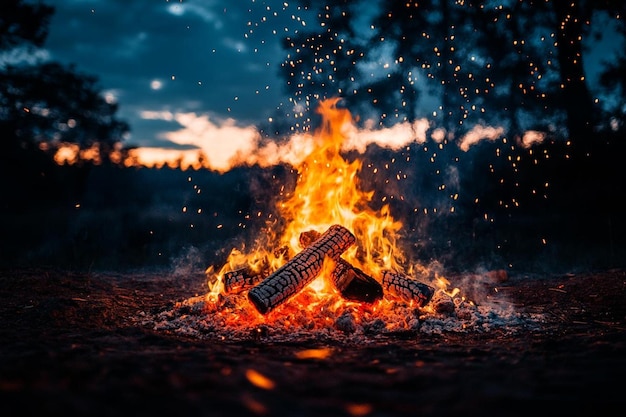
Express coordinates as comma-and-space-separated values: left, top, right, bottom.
140, 110, 261, 172
457, 125, 505, 152
136, 109, 433, 172
520, 130, 546, 148
222, 37, 248, 53
0, 47, 50, 68
342, 119, 431, 153
166, 1, 224, 29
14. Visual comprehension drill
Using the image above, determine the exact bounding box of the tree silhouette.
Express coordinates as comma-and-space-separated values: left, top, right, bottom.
0, 0, 53, 49
598, 5, 626, 131
0, 0, 129, 163
280, 0, 366, 130
0, 0, 130, 210
0, 62, 129, 161
280, 0, 624, 140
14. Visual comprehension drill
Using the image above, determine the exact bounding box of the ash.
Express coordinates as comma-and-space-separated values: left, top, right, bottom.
136, 283, 545, 343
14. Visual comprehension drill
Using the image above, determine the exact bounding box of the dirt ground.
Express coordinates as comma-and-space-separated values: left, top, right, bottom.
0, 267, 625, 417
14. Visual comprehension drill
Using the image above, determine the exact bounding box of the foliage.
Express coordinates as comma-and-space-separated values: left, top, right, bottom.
0, 0, 130, 210
0, 0, 54, 49
0, 0, 129, 161
0, 62, 129, 154
279, 0, 626, 140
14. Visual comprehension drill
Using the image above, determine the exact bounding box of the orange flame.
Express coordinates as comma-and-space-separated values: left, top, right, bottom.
278, 98, 404, 276
205, 98, 414, 324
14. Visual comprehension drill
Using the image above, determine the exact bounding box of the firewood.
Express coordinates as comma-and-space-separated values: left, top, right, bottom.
381, 270, 435, 307
222, 246, 289, 294
300, 229, 383, 303
248, 224, 356, 314
330, 259, 383, 303
298, 229, 321, 248
223, 266, 268, 294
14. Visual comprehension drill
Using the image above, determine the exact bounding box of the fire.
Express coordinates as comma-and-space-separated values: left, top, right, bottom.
204, 98, 440, 330
278, 98, 404, 276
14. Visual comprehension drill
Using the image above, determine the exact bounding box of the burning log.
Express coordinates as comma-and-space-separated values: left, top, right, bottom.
222, 247, 289, 294
330, 259, 383, 303
223, 266, 268, 294
248, 224, 356, 314
381, 270, 435, 307
299, 229, 383, 303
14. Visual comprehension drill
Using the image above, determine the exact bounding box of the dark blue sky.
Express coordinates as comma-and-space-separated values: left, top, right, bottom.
42, 0, 622, 154
45, 0, 306, 150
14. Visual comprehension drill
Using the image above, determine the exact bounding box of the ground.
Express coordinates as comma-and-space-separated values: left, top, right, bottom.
0, 267, 625, 416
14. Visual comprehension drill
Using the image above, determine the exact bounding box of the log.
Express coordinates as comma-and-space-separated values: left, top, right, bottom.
222, 246, 289, 294
223, 266, 268, 294
300, 230, 383, 303
381, 270, 435, 307
298, 229, 321, 248
248, 224, 356, 314
330, 259, 383, 303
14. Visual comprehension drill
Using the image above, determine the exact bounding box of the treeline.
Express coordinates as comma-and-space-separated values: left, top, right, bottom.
0, 1, 130, 210
271, 0, 625, 140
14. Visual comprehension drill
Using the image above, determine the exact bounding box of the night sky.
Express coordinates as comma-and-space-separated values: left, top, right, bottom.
45, 0, 304, 151
43, 0, 622, 155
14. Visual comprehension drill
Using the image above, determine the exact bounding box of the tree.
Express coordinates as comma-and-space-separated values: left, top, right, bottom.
0, 0, 129, 163
281, 0, 624, 140
598, 5, 626, 131
0, 0, 53, 49
280, 0, 368, 129
0, 0, 130, 210
0, 62, 129, 162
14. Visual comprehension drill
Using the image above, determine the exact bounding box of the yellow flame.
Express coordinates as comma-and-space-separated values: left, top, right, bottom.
207, 98, 405, 308
278, 98, 404, 276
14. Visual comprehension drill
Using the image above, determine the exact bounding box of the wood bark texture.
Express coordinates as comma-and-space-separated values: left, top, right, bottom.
381, 270, 435, 307
248, 224, 355, 314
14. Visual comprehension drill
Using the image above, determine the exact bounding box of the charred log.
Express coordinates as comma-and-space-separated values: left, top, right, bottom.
330, 259, 383, 303
248, 224, 355, 314
300, 229, 383, 303
222, 246, 289, 294
223, 266, 268, 294
381, 270, 435, 307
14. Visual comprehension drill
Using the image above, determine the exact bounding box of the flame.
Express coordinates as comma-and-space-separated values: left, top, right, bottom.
197, 97, 460, 337
278, 98, 404, 275
207, 99, 404, 303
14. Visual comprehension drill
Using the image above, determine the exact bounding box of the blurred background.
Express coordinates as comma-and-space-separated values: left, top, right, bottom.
1, 0, 624, 274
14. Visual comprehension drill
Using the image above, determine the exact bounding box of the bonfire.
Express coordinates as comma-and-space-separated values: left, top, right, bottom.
146, 99, 541, 341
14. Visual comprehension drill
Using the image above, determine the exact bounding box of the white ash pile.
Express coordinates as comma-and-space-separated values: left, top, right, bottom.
135, 269, 544, 342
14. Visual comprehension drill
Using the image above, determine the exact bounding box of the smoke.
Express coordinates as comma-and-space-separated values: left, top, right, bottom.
170, 246, 205, 277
